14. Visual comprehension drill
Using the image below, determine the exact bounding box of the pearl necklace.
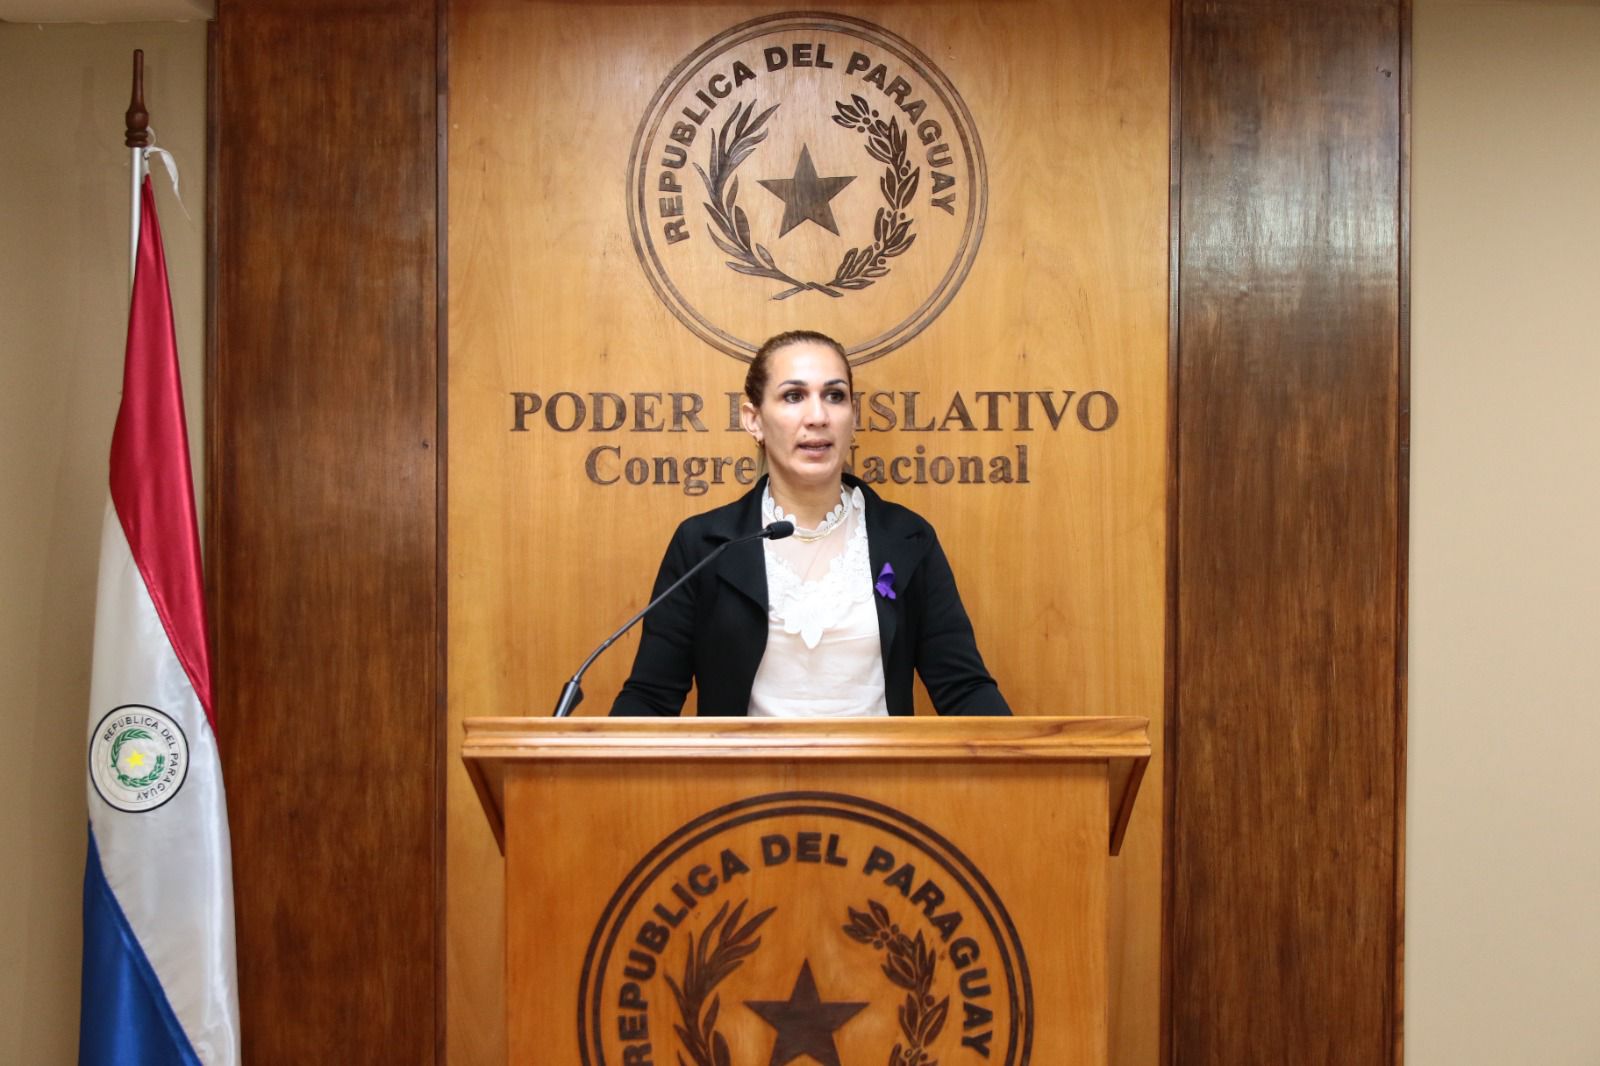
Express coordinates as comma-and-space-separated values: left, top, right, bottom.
764, 485, 851, 542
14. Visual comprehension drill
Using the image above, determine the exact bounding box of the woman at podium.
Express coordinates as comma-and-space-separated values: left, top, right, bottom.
611, 330, 1010, 718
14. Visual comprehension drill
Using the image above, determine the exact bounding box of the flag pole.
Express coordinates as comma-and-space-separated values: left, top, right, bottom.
86, 48, 241, 1064
125, 50, 150, 289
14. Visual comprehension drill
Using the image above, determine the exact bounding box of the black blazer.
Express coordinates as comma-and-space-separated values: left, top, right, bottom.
610, 475, 1010, 716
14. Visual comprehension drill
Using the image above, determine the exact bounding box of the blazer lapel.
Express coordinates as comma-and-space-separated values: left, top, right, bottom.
714, 479, 770, 610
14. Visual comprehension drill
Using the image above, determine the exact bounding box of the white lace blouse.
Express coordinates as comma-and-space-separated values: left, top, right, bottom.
747, 484, 889, 718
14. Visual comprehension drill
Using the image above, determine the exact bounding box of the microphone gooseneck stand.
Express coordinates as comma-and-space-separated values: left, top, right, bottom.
551, 521, 795, 716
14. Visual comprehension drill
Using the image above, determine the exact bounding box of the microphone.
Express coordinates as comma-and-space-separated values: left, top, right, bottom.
552, 520, 795, 716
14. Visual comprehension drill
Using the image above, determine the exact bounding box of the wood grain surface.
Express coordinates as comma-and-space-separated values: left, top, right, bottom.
487, 743, 1114, 1064
201, 0, 1410, 1061
463, 716, 1150, 854
209, 1, 443, 1061
463, 714, 1152, 761
446, 2, 1169, 1063
1168, 1, 1405, 1062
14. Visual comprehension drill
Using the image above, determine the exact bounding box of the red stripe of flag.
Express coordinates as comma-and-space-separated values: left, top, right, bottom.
109, 177, 214, 725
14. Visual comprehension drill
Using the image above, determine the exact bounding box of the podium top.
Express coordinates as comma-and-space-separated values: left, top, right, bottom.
462, 715, 1150, 854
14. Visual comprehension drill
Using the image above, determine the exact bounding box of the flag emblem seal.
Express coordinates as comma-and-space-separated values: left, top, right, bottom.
89, 704, 190, 814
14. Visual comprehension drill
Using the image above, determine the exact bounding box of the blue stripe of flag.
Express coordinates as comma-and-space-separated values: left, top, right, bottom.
80, 825, 202, 1066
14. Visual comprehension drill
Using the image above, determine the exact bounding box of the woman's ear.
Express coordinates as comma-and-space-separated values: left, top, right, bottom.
740, 399, 763, 444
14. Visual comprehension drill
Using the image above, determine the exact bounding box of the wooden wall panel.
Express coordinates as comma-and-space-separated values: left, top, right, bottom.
1169, 1, 1405, 1062
201, 0, 1411, 1061
446, 3, 1168, 1065
209, 2, 443, 1061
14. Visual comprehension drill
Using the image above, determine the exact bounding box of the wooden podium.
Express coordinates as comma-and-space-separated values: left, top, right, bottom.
463, 716, 1149, 1065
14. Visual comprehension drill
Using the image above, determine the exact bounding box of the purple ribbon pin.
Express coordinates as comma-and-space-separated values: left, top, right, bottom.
874, 562, 897, 601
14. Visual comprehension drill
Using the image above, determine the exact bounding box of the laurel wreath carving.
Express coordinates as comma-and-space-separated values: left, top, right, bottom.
696, 96, 920, 301
827, 95, 920, 293
665, 899, 776, 1066
111, 728, 165, 790
844, 899, 950, 1066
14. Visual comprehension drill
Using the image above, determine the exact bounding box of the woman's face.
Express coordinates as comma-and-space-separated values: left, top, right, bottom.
741, 341, 854, 493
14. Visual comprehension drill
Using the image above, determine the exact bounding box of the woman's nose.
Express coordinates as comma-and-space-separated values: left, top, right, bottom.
803, 396, 827, 423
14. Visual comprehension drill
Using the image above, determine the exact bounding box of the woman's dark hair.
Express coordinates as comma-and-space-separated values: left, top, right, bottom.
743, 330, 852, 406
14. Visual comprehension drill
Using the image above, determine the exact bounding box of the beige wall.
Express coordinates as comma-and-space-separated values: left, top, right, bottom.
1409, 2, 1600, 1063
0, 20, 206, 1062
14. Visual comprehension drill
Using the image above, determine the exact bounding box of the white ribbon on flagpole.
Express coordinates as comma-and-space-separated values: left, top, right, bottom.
146, 143, 184, 208
129, 141, 187, 289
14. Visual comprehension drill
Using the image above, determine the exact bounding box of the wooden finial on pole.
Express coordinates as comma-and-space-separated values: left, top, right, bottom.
127, 49, 150, 286
126, 49, 151, 149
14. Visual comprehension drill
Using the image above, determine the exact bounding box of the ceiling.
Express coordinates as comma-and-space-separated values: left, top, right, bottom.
0, 0, 211, 21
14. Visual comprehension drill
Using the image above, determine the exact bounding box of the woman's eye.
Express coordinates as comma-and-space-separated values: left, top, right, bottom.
782, 391, 803, 403
825, 389, 847, 403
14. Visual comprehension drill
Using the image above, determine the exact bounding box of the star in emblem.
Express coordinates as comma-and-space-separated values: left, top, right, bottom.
759, 146, 856, 237
745, 961, 866, 1066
